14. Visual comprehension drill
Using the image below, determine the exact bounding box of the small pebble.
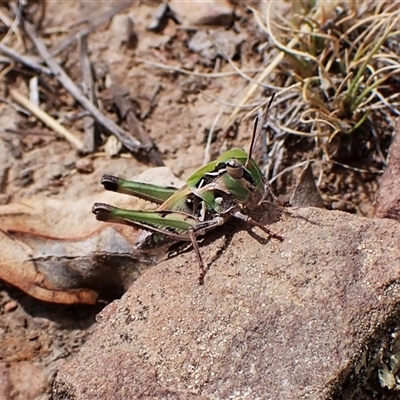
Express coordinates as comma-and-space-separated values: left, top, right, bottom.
110, 14, 138, 49
50, 179, 64, 188
75, 158, 94, 174
104, 135, 122, 157
169, 0, 234, 26
48, 187, 60, 195
4, 301, 18, 313
50, 164, 64, 179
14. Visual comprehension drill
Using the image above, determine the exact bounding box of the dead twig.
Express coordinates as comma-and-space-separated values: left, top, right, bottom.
138, 58, 262, 78
0, 43, 52, 75
23, 20, 143, 153
141, 83, 162, 120
78, 33, 97, 153
10, 89, 84, 151
113, 93, 164, 166
29, 76, 39, 105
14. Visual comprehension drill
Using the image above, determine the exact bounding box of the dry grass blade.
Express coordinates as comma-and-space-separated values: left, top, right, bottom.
221, 0, 400, 163
138, 58, 262, 79
10, 89, 84, 151
222, 0, 341, 129
233, 0, 400, 192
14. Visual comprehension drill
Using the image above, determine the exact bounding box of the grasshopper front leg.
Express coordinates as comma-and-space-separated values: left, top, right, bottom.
232, 210, 284, 241
188, 230, 206, 285
188, 215, 227, 284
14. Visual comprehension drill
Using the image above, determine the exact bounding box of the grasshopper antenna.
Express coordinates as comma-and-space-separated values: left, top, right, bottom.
245, 93, 275, 169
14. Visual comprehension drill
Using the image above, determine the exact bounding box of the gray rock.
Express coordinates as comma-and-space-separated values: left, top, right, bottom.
290, 163, 325, 208
53, 207, 400, 399
110, 14, 138, 50
188, 30, 246, 63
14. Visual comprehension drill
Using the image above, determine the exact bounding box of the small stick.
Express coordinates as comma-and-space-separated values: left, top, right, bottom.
0, 43, 52, 75
29, 76, 39, 106
23, 21, 142, 153
78, 33, 97, 153
10, 89, 84, 151
113, 94, 164, 166
140, 83, 161, 120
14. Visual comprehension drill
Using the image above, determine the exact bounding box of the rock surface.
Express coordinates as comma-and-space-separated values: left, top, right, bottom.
374, 118, 400, 220
169, 0, 234, 26
53, 207, 400, 399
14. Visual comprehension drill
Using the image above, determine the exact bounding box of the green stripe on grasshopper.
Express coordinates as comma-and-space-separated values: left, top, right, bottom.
186, 148, 262, 190
185, 148, 265, 211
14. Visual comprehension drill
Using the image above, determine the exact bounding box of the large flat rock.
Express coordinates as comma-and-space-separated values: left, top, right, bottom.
53, 207, 400, 399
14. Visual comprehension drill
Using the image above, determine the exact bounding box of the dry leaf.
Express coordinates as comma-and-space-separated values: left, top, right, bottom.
0, 167, 183, 304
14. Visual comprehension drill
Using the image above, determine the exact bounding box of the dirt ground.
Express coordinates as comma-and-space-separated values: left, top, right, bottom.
0, 1, 395, 398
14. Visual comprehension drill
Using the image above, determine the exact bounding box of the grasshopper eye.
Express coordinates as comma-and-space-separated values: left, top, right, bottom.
226, 159, 244, 179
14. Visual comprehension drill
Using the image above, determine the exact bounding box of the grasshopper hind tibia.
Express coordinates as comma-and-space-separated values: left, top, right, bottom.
92, 203, 114, 221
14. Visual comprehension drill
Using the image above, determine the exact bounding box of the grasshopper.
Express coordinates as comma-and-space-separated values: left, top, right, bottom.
92, 95, 283, 284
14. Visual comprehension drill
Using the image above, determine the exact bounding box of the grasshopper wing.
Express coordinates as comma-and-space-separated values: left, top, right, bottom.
157, 185, 197, 215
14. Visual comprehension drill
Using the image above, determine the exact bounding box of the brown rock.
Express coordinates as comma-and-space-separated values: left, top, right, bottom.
75, 158, 94, 174
170, 0, 234, 26
0, 362, 11, 400
53, 207, 400, 399
3, 300, 18, 313
110, 14, 138, 50
374, 118, 400, 220
9, 361, 48, 399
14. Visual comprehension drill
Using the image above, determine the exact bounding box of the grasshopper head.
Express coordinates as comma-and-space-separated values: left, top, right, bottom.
226, 159, 244, 179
